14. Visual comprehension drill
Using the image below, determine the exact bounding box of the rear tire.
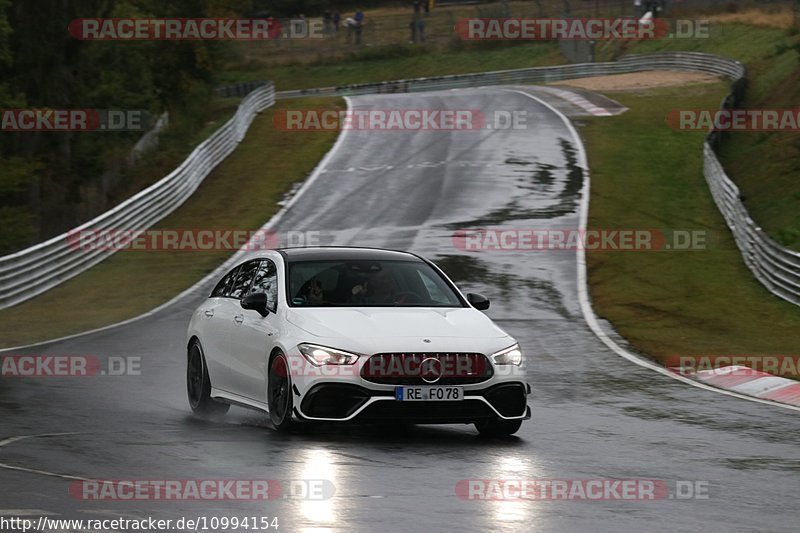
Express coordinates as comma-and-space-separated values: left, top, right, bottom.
268, 352, 294, 432
187, 341, 230, 417
475, 418, 522, 437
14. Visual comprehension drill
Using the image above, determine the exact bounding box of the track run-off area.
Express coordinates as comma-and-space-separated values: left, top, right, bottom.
1, 87, 799, 533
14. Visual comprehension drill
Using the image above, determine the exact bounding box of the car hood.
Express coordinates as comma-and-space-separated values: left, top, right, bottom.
286, 307, 510, 341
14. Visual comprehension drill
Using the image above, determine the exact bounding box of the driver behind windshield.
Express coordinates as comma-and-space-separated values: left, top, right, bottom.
350, 267, 399, 304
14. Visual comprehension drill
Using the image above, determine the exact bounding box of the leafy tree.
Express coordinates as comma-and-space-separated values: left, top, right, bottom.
0, 0, 248, 252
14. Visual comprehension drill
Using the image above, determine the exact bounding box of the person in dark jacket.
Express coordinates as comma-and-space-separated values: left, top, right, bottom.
353, 9, 364, 44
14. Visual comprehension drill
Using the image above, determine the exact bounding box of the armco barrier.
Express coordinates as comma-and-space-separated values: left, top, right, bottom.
4, 52, 797, 310
214, 80, 269, 98
277, 52, 800, 308
704, 145, 800, 306
701, 68, 800, 307
0, 83, 276, 309
275, 52, 745, 99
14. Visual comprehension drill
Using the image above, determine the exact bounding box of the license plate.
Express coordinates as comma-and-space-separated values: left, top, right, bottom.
395, 386, 464, 401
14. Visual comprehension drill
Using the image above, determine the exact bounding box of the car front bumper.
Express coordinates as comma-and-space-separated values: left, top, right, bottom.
294, 381, 532, 424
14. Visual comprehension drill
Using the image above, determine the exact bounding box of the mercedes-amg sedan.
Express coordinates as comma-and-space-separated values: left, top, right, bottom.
186, 247, 530, 436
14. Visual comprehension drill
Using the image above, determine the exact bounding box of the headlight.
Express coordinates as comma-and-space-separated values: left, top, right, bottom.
491, 344, 522, 365
298, 343, 360, 366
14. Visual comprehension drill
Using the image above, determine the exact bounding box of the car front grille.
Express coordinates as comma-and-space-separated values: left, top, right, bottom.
361, 353, 493, 385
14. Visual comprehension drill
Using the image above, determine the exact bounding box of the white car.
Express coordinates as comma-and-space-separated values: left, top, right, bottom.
186, 247, 531, 436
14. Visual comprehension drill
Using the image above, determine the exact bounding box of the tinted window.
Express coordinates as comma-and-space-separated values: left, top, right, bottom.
288, 260, 464, 307
211, 265, 240, 298
249, 259, 278, 311
229, 260, 260, 300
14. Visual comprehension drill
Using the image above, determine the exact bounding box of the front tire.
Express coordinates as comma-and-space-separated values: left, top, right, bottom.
268, 352, 294, 431
187, 341, 230, 417
475, 418, 522, 437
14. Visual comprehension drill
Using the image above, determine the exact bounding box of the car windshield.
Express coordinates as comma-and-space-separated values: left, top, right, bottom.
287, 259, 464, 307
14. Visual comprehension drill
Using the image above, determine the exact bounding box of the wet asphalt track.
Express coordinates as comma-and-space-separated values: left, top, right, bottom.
1, 87, 799, 533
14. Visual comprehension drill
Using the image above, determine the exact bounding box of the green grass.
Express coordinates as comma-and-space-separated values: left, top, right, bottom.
3, 14, 798, 353
622, 23, 798, 101
713, 58, 800, 250
107, 97, 243, 206
0, 37, 564, 349
217, 42, 563, 90
0, 97, 342, 348
582, 83, 800, 363
217, 0, 560, 73
620, 22, 800, 251
715, 115, 800, 250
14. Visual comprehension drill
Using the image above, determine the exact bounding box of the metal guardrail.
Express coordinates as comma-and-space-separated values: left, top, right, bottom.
704, 142, 800, 307
697, 60, 800, 307
4, 51, 797, 310
0, 83, 276, 309
276, 52, 800, 307
214, 80, 269, 98
671, 58, 800, 308
275, 52, 745, 99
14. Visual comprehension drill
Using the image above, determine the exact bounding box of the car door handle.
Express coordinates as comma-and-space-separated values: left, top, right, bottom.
204, 309, 214, 318
233, 314, 244, 324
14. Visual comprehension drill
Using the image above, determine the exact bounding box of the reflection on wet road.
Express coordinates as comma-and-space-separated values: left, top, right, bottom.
1, 88, 799, 532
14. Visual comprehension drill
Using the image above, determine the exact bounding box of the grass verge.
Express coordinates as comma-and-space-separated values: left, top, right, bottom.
582, 82, 800, 364
0, 97, 342, 349
619, 18, 800, 250
218, 42, 563, 90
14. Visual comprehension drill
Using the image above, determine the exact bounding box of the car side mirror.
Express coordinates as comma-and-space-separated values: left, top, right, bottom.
467, 293, 490, 311
241, 292, 270, 317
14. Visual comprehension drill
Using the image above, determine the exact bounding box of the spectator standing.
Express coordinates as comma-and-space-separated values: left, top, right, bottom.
652, 0, 662, 17
323, 9, 332, 35
332, 9, 341, 33
410, 2, 421, 43
416, 16, 425, 43
266, 15, 280, 48
353, 9, 364, 45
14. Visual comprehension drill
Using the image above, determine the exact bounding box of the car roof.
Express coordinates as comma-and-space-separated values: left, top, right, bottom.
276, 246, 423, 263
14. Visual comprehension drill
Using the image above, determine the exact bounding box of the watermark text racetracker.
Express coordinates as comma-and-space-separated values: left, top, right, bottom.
275, 351, 505, 379
67, 229, 324, 251
456, 479, 711, 501
667, 108, 800, 132
1, 109, 151, 132
68, 18, 320, 40
456, 18, 710, 41
667, 355, 800, 377
0, 355, 140, 377
453, 228, 708, 252
274, 109, 530, 131
69, 479, 335, 501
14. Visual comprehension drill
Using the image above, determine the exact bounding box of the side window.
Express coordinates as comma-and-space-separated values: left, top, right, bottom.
249, 259, 279, 311
229, 260, 260, 300
211, 265, 240, 298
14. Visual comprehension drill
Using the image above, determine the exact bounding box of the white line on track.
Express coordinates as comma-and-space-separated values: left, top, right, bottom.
0, 97, 354, 355
531, 86, 620, 116
0, 432, 81, 449
0, 462, 90, 481
0, 432, 91, 481
4, 87, 798, 413
506, 88, 800, 414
